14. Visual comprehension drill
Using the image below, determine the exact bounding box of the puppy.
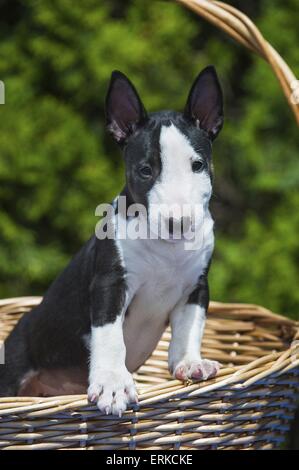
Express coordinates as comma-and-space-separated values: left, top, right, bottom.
0, 66, 224, 416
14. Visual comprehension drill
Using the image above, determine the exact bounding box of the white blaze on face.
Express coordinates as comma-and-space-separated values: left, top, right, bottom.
148, 123, 212, 237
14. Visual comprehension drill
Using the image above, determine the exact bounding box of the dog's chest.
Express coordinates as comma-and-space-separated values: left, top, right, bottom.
117, 226, 214, 371
128, 259, 187, 320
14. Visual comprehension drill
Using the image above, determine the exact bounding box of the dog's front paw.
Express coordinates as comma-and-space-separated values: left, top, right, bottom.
88, 368, 137, 416
173, 357, 220, 382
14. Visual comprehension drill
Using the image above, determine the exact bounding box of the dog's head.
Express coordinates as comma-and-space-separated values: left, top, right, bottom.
105, 67, 223, 240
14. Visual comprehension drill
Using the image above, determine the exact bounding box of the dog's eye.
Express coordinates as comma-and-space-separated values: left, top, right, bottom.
192, 160, 204, 173
138, 165, 152, 178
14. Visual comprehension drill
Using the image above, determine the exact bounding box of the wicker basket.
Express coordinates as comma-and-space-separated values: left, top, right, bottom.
0, 297, 299, 450
1, 0, 299, 451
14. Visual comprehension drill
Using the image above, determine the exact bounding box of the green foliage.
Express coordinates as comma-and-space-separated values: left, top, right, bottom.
0, 0, 298, 318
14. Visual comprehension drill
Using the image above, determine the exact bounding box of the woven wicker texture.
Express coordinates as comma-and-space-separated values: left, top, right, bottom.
0, 0, 299, 451
0, 297, 298, 450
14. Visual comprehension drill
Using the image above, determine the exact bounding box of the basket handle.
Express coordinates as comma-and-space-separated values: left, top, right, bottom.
177, 0, 299, 126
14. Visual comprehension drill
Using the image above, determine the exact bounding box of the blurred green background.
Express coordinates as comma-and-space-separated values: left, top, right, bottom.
0, 0, 298, 318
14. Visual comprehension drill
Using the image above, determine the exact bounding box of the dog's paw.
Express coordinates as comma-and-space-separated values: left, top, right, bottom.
88, 369, 137, 416
173, 357, 220, 382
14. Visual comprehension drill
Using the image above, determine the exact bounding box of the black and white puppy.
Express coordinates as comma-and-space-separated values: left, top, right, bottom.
0, 66, 224, 416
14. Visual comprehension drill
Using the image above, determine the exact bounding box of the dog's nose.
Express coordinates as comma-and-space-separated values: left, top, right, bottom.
168, 216, 191, 236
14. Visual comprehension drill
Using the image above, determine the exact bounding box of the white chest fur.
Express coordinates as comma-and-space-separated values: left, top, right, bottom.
116, 212, 214, 371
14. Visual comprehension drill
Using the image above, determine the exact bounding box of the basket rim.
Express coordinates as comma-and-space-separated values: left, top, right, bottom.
177, 0, 299, 125
0, 296, 298, 418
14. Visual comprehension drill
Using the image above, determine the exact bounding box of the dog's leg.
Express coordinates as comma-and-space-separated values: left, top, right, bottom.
87, 272, 137, 416
168, 274, 220, 381
88, 318, 137, 416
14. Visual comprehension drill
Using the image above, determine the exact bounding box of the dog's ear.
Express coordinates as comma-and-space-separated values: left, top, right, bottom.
105, 71, 147, 144
184, 66, 223, 140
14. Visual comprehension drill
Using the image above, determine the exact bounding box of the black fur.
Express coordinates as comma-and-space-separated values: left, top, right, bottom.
118, 111, 213, 215
0, 235, 125, 395
188, 273, 210, 311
